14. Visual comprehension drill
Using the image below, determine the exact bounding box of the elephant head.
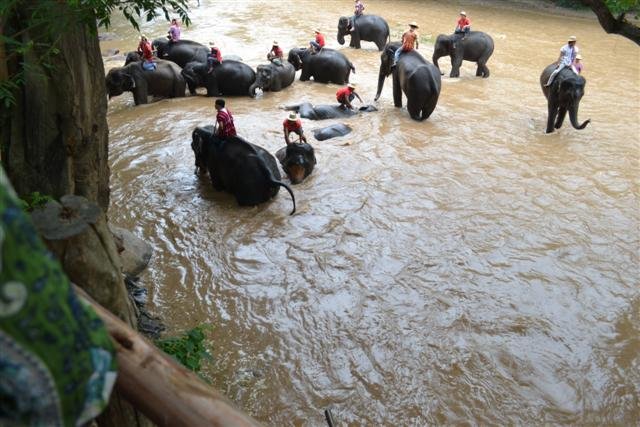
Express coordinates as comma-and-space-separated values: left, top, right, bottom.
105, 66, 136, 98
181, 61, 206, 95
249, 64, 273, 96
337, 17, 351, 45
124, 51, 142, 65
374, 43, 399, 101
191, 125, 218, 174
556, 73, 590, 131
287, 48, 306, 70
152, 38, 170, 58
432, 34, 455, 73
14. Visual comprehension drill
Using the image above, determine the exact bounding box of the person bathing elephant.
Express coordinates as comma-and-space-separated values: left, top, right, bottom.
432, 31, 494, 78
182, 60, 256, 97
105, 59, 186, 105
539, 63, 590, 134
191, 126, 296, 214
287, 47, 355, 84
337, 15, 390, 51
375, 42, 441, 121
249, 61, 295, 96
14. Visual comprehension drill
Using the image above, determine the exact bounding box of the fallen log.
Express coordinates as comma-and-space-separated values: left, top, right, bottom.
73, 285, 263, 427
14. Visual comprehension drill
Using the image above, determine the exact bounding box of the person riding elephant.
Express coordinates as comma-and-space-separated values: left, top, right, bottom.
152, 38, 209, 68
539, 63, 590, 134
105, 59, 186, 105
375, 42, 441, 121
275, 142, 316, 184
337, 15, 390, 51
432, 31, 494, 78
284, 102, 377, 120
191, 126, 296, 214
249, 61, 295, 96
181, 60, 256, 97
287, 47, 355, 84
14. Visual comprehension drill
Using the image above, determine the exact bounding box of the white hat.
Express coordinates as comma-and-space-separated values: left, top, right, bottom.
460, 11, 466, 16
141, 34, 147, 40
575, 54, 583, 60
288, 113, 298, 121
314, 28, 321, 33
409, 21, 419, 28
347, 83, 356, 89
272, 41, 279, 46
568, 35, 577, 42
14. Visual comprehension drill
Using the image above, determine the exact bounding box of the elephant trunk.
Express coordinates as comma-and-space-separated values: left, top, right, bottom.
337, 32, 345, 45
249, 81, 260, 97
569, 103, 590, 130
374, 68, 386, 101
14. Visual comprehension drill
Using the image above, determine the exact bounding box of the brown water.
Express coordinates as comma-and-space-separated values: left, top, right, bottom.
104, 0, 640, 425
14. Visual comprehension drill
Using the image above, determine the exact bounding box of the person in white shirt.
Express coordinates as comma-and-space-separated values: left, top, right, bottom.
545, 35, 580, 86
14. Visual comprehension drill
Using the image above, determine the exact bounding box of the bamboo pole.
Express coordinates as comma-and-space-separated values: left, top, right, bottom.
73, 285, 263, 427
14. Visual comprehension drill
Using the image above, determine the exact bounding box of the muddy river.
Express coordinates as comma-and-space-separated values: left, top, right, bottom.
103, 0, 639, 424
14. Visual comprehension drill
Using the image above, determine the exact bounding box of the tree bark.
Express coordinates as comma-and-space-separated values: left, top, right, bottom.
1, 2, 111, 210
581, 0, 640, 46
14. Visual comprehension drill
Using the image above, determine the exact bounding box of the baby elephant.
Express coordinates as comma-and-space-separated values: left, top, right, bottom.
275, 143, 316, 184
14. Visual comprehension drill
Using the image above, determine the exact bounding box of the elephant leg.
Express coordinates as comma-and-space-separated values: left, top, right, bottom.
421, 94, 439, 121
555, 107, 567, 129
352, 34, 361, 49
207, 80, 219, 97
546, 103, 559, 133
478, 59, 490, 78
392, 71, 402, 108
132, 86, 147, 105
475, 63, 483, 77
450, 57, 462, 78
300, 68, 310, 81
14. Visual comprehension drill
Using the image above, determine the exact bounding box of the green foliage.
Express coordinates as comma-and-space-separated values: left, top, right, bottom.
156, 325, 213, 374
19, 192, 54, 212
605, 0, 639, 15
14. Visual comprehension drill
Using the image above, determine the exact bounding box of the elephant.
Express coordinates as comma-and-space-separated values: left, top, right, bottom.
191, 126, 296, 214
540, 63, 590, 134
432, 31, 494, 78
337, 15, 390, 51
105, 59, 186, 105
284, 102, 377, 120
152, 38, 209, 68
275, 143, 317, 184
287, 48, 355, 84
249, 62, 296, 96
124, 51, 142, 65
182, 61, 256, 97
374, 42, 441, 121
313, 123, 352, 141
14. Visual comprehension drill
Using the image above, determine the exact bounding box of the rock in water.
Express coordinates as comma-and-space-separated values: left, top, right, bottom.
110, 225, 153, 277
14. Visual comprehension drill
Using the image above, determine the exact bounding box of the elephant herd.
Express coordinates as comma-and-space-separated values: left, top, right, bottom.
106, 14, 590, 213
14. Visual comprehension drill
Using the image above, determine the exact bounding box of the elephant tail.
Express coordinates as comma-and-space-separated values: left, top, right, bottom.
255, 154, 296, 215
349, 61, 356, 74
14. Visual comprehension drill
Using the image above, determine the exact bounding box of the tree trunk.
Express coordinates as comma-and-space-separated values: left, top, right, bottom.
581, 0, 640, 46
1, 2, 111, 211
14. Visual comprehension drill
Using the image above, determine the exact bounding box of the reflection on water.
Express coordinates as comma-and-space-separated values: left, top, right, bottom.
106, 0, 639, 424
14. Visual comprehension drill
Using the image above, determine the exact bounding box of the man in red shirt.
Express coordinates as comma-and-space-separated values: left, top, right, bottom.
137, 35, 156, 70
214, 99, 237, 138
310, 29, 325, 54
336, 83, 363, 110
393, 22, 419, 67
207, 42, 223, 73
268, 41, 284, 64
283, 113, 307, 145
455, 11, 471, 39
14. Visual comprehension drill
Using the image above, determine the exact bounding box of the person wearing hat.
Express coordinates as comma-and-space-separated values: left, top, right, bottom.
283, 113, 307, 145
545, 36, 580, 86
137, 35, 156, 70
310, 28, 326, 54
454, 11, 471, 39
167, 18, 181, 43
393, 22, 420, 67
573, 54, 584, 74
207, 42, 223, 73
336, 83, 363, 110
268, 41, 284, 65
214, 98, 237, 138
348, 0, 365, 31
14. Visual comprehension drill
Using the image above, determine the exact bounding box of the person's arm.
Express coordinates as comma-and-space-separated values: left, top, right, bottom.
354, 91, 363, 103
284, 126, 291, 144
415, 34, 419, 49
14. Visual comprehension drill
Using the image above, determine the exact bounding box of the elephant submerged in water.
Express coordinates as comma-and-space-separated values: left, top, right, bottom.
182, 61, 256, 96
105, 59, 186, 105
191, 126, 296, 214
249, 62, 296, 96
313, 123, 352, 141
540, 63, 590, 134
337, 15, 390, 51
432, 32, 494, 78
285, 102, 377, 120
275, 143, 317, 184
287, 48, 355, 84
375, 42, 441, 121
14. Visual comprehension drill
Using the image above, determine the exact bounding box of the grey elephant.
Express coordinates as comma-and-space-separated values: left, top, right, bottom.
275, 143, 317, 184
105, 59, 186, 105
540, 63, 590, 134
285, 103, 377, 120
432, 32, 494, 78
337, 15, 390, 51
375, 42, 441, 121
181, 61, 256, 97
249, 62, 296, 96
287, 47, 355, 84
